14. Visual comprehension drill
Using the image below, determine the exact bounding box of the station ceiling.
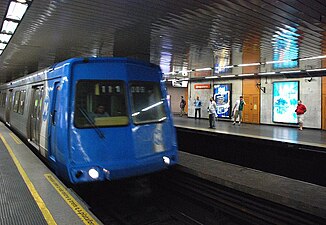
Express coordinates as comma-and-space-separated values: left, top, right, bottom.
0, 0, 325, 83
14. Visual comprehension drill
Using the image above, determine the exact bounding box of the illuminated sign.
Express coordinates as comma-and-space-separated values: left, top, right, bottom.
194, 84, 211, 89
273, 81, 299, 124
213, 84, 232, 118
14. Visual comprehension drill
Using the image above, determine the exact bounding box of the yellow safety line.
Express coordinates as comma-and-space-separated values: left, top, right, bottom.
44, 174, 100, 225
0, 134, 57, 225
9, 132, 22, 144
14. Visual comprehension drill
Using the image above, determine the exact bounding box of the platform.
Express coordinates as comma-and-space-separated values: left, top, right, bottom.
173, 116, 326, 187
177, 151, 326, 221
173, 116, 326, 148
173, 116, 326, 220
0, 123, 102, 225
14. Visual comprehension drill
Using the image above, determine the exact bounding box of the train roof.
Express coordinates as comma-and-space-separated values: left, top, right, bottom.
0, 57, 160, 89
55, 57, 159, 68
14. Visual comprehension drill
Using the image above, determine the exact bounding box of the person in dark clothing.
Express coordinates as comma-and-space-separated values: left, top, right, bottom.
180, 96, 186, 117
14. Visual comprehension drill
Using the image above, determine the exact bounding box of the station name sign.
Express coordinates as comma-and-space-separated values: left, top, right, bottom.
194, 84, 211, 89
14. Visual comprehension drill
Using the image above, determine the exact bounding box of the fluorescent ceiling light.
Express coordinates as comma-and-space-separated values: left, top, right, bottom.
220, 75, 236, 78
238, 73, 255, 76
280, 70, 301, 74
265, 59, 293, 64
195, 67, 212, 71
258, 72, 276, 75
306, 68, 326, 72
204, 76, 218, 79
237, 63, 260, 67
0, 33, 12, 43
1, 20, 19, 34
6, 1, 28, 21
0, 43, 7, 49
299, 55, 326, 61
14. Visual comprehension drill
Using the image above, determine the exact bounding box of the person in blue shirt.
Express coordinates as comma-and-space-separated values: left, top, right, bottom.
194, 96, 202, 119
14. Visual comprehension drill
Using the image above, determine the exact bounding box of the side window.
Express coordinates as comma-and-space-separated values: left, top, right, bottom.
0, 92, 4, 107
13, 91, 20, 113
2, 93, 7, 107
1, 92, 5, 107
18, 90, 26, 114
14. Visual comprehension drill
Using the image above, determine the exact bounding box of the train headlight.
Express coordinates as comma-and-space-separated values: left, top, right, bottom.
163, 156, 170, 165
88, 168, 99, 179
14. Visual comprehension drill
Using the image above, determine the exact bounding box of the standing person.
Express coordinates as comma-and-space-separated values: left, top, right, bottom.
180, 96, 186, 117
232, 96, 246, 125
194, 96, 202, 119
295, 100, 307, 130
208, 97, 217, 128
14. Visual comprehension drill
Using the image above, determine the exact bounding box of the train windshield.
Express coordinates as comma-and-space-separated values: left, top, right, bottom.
74, 80, 129, 128
130, 81, 167, 124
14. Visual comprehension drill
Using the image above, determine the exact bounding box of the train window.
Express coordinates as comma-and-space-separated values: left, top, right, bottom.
74, 80, 129, 128
18, 90, 26, 114
0, 92, 5, 107
13, 91, 21, 113
130, 81, 167, 124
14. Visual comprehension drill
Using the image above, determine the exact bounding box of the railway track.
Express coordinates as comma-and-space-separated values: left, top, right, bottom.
74, 169, 325, 225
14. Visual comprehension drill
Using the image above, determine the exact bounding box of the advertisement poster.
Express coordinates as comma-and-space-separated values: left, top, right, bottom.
213, 84, 232, 118
273, 81, 299, 123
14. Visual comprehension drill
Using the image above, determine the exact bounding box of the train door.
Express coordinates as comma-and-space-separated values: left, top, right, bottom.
49, 82, 60, 161
29, 86, 44, 146
5, 89, 13, 125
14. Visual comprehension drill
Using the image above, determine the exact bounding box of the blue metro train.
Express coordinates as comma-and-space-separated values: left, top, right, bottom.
0, 57, 178, 183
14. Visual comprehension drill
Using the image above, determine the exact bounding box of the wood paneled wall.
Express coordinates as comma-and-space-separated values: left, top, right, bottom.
322, 77, 326, 130
242, 79, 260, 124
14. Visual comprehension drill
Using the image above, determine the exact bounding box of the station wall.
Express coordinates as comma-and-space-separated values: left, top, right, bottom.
190, 80, 242, 119
167, 76, 323, 129
166, 46, 325, 129
260, 77, 321, 129
165, 83, 187, 115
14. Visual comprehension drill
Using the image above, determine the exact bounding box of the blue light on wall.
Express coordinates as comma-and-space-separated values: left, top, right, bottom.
213, 84, 232, 118
272, 26, 299, 69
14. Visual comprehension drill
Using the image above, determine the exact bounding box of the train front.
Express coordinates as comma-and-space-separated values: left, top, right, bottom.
69, 58, 178, 183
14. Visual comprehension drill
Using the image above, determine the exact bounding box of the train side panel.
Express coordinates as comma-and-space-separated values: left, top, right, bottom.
0, 88, 8, 122
44, 66, 71, 181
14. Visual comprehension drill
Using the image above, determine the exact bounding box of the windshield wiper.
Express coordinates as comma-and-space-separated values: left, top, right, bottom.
79, 108, 105, 139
